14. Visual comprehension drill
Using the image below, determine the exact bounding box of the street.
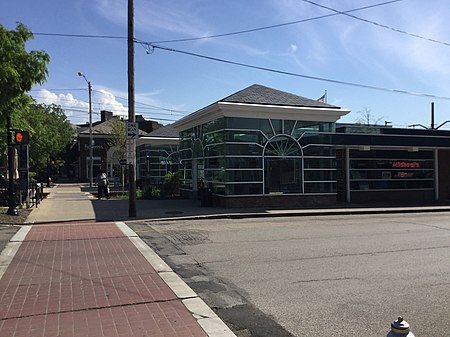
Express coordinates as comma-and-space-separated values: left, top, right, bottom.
135, 212, 450, 336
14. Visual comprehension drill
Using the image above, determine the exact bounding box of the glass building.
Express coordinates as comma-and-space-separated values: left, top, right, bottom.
172, 84, 349, 207
136, 85, 450, 208
136, 125, 179, 187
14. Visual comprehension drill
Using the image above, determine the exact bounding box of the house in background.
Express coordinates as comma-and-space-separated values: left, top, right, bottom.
68, 110, 162, 182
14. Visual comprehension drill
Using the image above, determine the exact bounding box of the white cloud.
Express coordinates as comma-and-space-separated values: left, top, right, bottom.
93, 89, 128, 116
94, 0, 212, 39
33, 89, 128, 123
288, 44, 298, 53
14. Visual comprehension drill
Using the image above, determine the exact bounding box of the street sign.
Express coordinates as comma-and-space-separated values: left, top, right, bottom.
126, 139, 136, 166
118, 159, 128, 165
126, 122, 139, 139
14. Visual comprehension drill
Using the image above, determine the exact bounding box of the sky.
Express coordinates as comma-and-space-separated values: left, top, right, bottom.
1, 0, 450, 129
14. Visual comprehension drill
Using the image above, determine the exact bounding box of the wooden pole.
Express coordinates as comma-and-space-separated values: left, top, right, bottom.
128, 0, 136, 217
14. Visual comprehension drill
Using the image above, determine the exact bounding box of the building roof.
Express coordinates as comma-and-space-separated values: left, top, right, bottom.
173, 84, 349, 131
220, 84, 339, 108
144, 124, 178, 138
78, 117, 119, 136
137, 125, 179, 146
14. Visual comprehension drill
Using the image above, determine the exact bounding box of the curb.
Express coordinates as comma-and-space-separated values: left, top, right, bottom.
126, 205, 450, 222
0, 225, 31, 280
115, 221, 237, 337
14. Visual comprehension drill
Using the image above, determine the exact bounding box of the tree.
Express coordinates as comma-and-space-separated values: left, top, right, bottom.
107, 118, 126, 162
355, 107, 384, 126
0, 23, 49, 120
0, 23, 50, 151
15, 103, 75, 176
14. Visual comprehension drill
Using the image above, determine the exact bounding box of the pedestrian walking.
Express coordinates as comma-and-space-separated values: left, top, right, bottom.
95, 169, 110, 199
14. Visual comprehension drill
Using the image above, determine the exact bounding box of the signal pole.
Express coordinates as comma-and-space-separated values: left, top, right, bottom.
6, 115, 18, 215
128, 0, 136, 217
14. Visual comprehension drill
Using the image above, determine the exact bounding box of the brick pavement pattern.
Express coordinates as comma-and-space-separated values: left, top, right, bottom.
0, 220, 207, 337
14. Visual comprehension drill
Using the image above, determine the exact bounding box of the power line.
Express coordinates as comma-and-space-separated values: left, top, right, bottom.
30, 1, 450, 49
146, 43, 450, 101
33, 32, 126, 40
301, 0, 450, 47
149, 0, 402, 44
31, 1, 399, 45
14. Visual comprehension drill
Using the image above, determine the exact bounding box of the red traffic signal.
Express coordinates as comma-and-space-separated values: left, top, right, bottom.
51, 159, 55, 166
13, 130, 30, 145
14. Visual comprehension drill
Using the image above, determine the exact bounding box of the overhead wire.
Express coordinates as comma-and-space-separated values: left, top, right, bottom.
149, 0, 402, 44
300, 0, 450, 47
145, 43, 450, 101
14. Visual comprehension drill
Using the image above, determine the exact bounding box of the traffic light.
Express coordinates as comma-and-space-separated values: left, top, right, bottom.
13, 130, 30, 145
51, 159, 55, 166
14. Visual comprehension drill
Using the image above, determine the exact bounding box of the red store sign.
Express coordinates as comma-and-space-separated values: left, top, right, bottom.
392, 161, 420, 168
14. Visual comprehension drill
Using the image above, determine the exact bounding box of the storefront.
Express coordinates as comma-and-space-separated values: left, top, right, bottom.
138, 85, 450, 208
335, 125, 450, 204
172, 84, 349, 207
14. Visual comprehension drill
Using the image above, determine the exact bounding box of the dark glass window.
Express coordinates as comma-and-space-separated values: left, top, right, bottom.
226, 157, 262, 169
304, 182, 336, 193
304, 170, 336, 181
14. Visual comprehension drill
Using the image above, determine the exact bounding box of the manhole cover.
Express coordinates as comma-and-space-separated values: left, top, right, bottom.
167, 231, 210, 245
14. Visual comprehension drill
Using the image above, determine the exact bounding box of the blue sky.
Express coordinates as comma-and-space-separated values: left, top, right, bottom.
2, 0, 450, 128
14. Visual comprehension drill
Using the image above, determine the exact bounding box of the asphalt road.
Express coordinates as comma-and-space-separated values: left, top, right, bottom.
136, 212, 450, 337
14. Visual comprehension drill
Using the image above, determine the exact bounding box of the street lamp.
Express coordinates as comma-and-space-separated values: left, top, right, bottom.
78, 72, 94, 188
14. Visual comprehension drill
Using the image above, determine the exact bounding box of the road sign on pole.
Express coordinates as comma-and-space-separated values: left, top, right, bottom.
126, 122, 139, 139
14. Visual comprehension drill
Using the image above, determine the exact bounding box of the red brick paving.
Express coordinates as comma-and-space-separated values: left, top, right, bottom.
0, 221, 208, 337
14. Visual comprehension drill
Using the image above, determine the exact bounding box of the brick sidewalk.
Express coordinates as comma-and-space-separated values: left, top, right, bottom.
0, 220, 208, 337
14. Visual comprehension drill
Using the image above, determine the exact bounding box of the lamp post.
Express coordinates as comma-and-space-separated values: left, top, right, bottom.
78, 72, 94, 188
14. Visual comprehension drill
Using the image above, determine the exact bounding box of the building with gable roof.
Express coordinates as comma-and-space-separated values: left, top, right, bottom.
171, 84, 350, 207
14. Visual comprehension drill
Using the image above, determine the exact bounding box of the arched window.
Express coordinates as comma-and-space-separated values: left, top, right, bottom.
264, 135, 302, 157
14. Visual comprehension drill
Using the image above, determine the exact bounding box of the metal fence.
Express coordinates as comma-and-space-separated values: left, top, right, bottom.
0, 181, 45, 208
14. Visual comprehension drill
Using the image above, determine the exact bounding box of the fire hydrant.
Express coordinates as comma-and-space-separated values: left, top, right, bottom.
387, 316, 415, 337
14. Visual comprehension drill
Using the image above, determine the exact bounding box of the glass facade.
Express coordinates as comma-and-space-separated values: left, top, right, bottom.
137, 144, 179, 186
344, 149, 434, 191
178, 117, 336, 196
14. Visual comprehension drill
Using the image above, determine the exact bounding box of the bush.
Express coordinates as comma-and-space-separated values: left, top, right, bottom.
162, 172, 180, 197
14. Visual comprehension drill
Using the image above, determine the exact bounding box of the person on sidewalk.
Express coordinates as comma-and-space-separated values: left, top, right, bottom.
95, 169, 110, 199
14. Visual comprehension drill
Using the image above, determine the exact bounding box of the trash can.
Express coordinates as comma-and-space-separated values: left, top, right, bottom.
200, 188, 213, 207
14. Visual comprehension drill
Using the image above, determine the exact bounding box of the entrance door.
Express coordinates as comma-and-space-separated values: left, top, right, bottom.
265, 158, 300, 194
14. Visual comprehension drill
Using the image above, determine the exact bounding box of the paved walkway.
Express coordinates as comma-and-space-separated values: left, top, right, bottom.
0, 185, 235, 337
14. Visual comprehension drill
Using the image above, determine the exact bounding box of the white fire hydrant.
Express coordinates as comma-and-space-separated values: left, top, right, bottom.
387, 316, 415, 337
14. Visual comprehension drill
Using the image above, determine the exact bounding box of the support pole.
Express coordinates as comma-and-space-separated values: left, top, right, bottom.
6, 115, 18, 215
128, 0, 136, 217
88, 81, 93, 187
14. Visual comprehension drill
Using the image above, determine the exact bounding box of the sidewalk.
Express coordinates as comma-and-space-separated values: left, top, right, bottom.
0, 185, 236, 337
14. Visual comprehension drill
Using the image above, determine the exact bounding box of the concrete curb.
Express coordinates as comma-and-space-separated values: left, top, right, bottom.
125, 205, 450, 223
0, 225, 32, 280
115, 221, 237, 337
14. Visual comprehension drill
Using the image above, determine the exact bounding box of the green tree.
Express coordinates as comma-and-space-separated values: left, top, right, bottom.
0, 22, 50, 152
15, 103, 75, 175
107, 118, 126, 162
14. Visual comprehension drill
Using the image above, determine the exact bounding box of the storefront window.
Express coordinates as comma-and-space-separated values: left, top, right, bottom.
348, 149, 434, 191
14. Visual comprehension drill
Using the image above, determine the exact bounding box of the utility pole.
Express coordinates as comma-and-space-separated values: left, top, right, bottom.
128, 0, 137, 217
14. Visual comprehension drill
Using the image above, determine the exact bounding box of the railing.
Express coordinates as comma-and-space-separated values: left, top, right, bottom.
29, 182, 45, 208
